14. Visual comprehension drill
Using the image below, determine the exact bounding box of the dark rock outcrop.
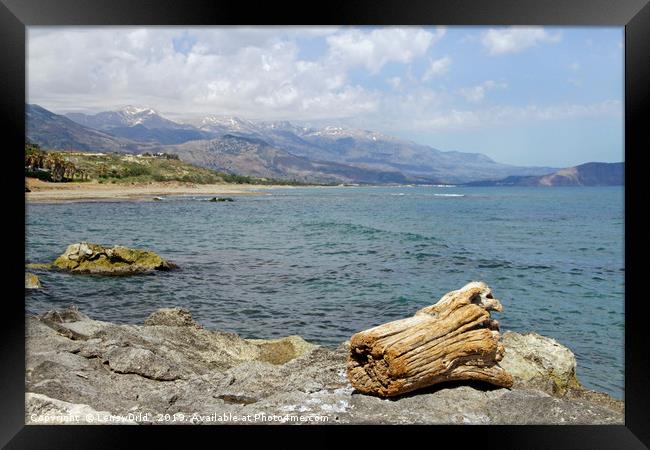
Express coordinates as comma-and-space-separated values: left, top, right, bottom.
25, 306, 623, 425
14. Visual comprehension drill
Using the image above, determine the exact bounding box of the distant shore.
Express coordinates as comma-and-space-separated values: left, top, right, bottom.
25, 178, 296, 203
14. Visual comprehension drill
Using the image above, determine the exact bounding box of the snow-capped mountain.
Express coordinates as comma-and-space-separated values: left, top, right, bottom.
67, 106, 192, 130
301, 126, 404, 143
33, 104, 559, 183
257, 121, 314, 135
26, 104, 147, 152
65, 106, 214, 145
193, 115, 261, 136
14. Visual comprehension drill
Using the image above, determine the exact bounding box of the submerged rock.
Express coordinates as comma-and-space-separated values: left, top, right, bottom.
26, 263, 53, 270
52, 242, 176, 275
209, 197, 234, 202
25, 272, 42, 289
25, 306, 623, 425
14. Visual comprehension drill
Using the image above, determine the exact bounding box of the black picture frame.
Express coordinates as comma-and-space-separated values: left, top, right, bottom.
1, 0, 648, 447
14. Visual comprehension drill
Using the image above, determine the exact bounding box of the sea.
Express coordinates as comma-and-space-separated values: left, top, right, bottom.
25, 186, 625, 399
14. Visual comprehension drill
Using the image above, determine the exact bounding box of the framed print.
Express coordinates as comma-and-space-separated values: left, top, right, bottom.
1, 0, 648, 447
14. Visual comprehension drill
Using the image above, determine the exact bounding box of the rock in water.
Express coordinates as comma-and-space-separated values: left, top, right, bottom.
347, 282, 513, 397
26, 263, 52, 270
25, 272, 42, 289
52, 242, 176, 275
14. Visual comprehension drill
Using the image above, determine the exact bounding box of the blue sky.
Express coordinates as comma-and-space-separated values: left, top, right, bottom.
28, 26, 623, 167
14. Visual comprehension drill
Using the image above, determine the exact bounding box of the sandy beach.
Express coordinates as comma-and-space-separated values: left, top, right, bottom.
24, 178, 292, 203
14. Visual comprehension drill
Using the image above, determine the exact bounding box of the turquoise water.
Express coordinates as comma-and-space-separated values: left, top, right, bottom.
25, 186, 625, 399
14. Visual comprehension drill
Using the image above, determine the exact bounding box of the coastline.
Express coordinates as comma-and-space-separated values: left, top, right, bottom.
25, 178, 295, 204
25, 305, 624, 425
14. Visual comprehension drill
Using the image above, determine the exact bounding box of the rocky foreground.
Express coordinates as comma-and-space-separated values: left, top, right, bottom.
26, 306, 623, 425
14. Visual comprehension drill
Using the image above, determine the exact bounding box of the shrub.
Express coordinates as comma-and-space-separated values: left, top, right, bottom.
24, 169, 52, 181
121, 164, 150, 178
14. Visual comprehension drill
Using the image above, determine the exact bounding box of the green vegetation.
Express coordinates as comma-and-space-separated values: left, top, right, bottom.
25, 143, 89, 182
25, 144, 311, 185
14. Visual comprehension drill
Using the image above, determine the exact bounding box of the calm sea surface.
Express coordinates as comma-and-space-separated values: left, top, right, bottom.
25, 186, 624, 399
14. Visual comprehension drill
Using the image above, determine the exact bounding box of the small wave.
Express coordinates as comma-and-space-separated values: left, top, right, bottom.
477, 262, 512, 269
433, 193, 465, 197
303, 221, 444, 246
476, 258, 513, 269
390, 193, 407, 196
415, 252, 441, 260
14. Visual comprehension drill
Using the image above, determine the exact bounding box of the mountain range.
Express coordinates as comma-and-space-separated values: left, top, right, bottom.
26, 104, 144, 152
26, 103, 588, 184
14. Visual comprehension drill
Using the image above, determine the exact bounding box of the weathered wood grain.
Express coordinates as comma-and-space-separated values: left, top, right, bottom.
347, 282, 514, 396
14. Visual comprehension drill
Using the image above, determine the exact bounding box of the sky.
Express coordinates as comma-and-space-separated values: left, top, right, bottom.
27, 26, 624, 167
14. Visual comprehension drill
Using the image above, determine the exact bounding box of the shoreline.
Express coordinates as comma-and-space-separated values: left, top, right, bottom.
25, 178, 298, 204
25, 305, 624, 425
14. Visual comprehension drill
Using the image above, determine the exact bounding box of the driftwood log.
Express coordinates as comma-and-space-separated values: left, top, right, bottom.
347, 282, 513, 397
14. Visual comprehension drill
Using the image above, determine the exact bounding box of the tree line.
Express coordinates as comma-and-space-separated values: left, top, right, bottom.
25, 143, 88, 182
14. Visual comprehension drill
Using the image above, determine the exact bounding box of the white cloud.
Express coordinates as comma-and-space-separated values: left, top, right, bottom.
28, 26, 451, 121
392, 100, 622, 132
458, 80, 507, 103
386, 76, 402, 90
422, 56, 451, 81
459, 87, 485, 103
326, 27, 445, 73
27, 27, 379, 121
27, 26, 621, 140
481, 27, 561, 55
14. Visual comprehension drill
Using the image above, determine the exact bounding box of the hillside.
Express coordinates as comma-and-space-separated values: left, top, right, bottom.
66, 107, 214, 144
254, 123, 557, 184
162, 135, 422, 185
26, 104, 148, 153
464, 162, 624, 187
28, 104, 559, 184
25, 149, 307, 186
